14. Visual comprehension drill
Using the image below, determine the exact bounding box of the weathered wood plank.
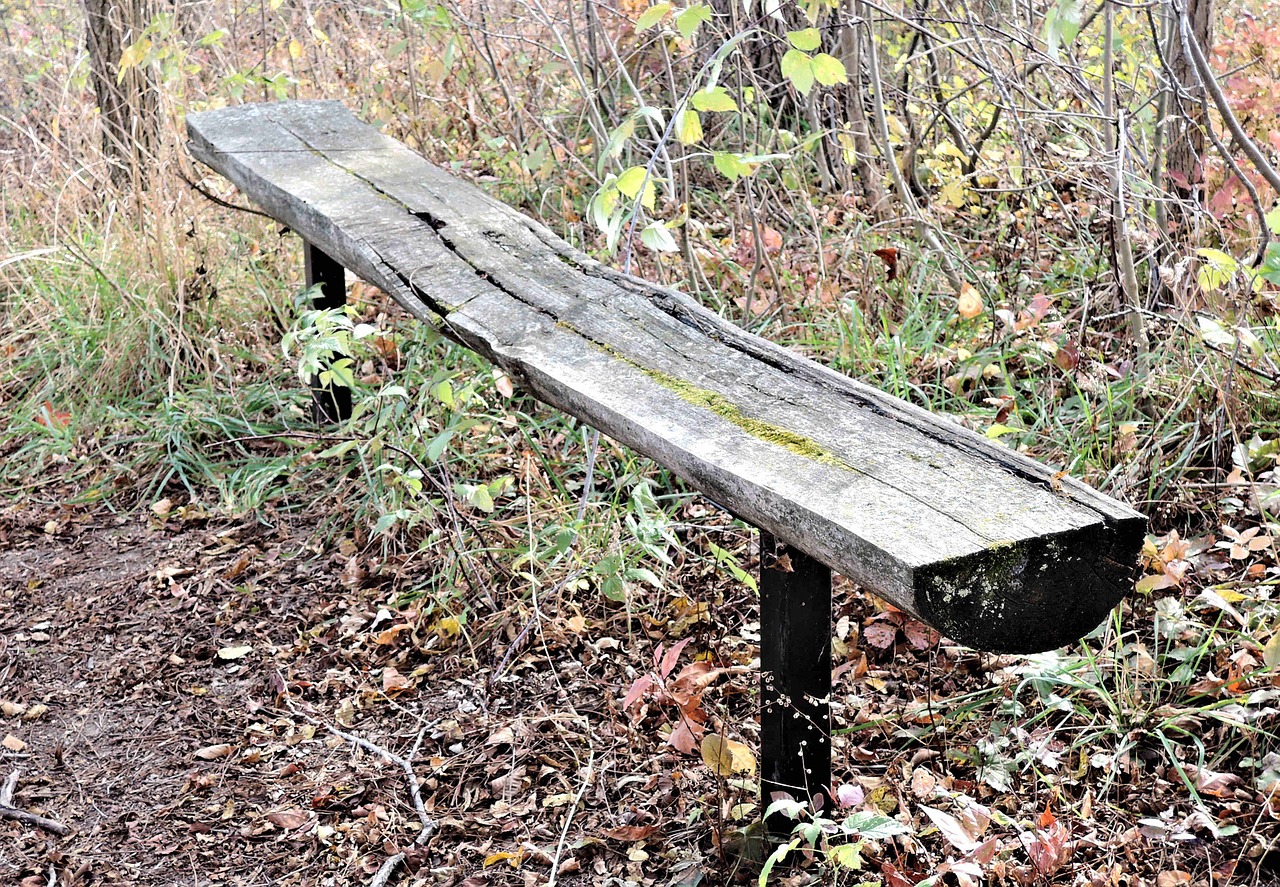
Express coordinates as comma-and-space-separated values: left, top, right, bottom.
186, 100, 1146, 653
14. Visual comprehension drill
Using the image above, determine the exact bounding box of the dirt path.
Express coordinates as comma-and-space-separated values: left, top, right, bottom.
0, 506, 733, 887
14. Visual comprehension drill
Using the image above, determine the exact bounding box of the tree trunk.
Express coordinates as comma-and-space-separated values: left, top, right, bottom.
706, 0, 887, 205
83, 0, 158, 188
1164, 0, 1214, 206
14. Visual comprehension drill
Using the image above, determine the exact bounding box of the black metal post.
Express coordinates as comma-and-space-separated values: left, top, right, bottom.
759, 530, 832, 837
304, 241, 352, 424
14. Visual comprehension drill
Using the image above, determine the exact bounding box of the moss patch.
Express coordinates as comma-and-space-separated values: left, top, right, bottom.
583, 336, 851, 471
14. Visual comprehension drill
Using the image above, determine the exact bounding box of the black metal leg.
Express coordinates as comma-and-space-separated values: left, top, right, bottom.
304, 241, 352, 424
760, 531, 832, 837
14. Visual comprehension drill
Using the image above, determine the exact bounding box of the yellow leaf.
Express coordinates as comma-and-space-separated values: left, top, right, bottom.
117, 38, 151, 77
483, 849, 525, 868
289, 38, 303, 59
957, 283, 984, 319
678, 109, 703, 145
937, 179, 966, 208
1264, 630, 1280, 671
700, 733, 757, 776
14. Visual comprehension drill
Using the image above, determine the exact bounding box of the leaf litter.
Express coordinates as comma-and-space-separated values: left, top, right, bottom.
0, 498, 1277, 886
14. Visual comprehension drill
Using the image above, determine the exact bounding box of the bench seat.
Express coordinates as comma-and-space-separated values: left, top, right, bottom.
187, 100, 1144, 656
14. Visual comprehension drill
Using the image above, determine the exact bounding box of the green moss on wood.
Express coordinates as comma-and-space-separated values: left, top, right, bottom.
582, 336, 851, 471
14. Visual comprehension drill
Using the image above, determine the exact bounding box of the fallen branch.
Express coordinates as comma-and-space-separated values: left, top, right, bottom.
0, 770, 71, 836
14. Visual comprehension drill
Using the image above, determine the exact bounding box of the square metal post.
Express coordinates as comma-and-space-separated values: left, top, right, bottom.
304, 241, 352, 424
759, 530, 832, 836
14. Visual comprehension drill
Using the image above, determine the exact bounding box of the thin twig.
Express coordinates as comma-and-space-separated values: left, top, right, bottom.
180, 170, 275, 220
0, 770, 71, 836
281, 695, 435, 886
862, 10, 966, 293
1103, 0, 1149, 376
547, 750, 594, 886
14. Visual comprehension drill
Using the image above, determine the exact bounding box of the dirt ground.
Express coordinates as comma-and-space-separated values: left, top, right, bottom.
5, 503, 1278, 887
0, 503, 748, 887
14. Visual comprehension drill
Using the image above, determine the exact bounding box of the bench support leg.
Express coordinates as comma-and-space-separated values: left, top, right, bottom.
759, 531, 831, 837
304, 241, 352, 424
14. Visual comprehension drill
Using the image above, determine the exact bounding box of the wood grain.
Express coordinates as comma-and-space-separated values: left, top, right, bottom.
187, 100, 1146, 653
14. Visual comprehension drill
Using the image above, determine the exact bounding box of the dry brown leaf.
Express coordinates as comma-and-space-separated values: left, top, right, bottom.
382, 666, 413, 695
668, 718, 701, 754
957, 282, 984, 319
911, 767, 937, 798
266, 809, 310, 829
375, 624, 410, 645
194, 743, 236, 760
2, 733, 27, 752
493, 370, 515, 398
1157, 872, 1192, 887
603, 825, 657, 841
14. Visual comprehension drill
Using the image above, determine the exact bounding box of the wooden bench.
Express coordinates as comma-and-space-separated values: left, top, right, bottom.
186, 100, 1146, 819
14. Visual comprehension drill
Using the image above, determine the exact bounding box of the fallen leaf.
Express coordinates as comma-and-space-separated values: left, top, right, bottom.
2, 734, 27, 752
217, 645, 253, 660
1157, 871, 1192, 887
863, 622, 897, 650
873, 247, 899, 281
922, 805, 981, 853
836, 782, 865, 808
1263, 632, 1280, 670
266, 809, 309, 829
382, 666, 413, 695
20, 704, 48, 722
911, 767, 937, 798
668, 718, 701, 754
375, 624, 410, 645
194, 743, 236, 760
957, 282, 984, 319
701, 733, 757, 776
34, 401, 71, 429
493, 370, 515, 398
604, 824, 658, 842
1189, 765, 1243, 798
151, 497, 173, 517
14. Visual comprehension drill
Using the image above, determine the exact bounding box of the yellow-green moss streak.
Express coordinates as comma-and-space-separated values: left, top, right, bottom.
580, 334, 853, 471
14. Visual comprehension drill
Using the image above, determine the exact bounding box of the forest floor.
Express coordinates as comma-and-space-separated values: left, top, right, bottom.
0, 500, 759, 887
3, 499, 1278, 887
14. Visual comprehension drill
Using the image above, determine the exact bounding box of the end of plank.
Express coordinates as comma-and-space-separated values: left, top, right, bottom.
913, 515, 1146, 654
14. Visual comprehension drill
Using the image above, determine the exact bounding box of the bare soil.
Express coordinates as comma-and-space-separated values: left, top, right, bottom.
0, 503, 746, 887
